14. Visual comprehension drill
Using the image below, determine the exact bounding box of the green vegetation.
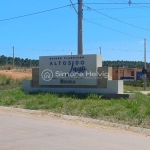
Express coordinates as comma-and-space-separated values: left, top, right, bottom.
103, 60, 150, 68
0, 74, 150, 128
0, 74, 22, 90
124, 80, 150, 87
124, 86, 150, 92
1, 55, 150, 68
0, 55, 38, 68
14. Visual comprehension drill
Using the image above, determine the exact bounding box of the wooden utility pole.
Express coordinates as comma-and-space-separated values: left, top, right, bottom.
78, 0, 83, 55
144, 38, 147, 90
13, 46, 14, 68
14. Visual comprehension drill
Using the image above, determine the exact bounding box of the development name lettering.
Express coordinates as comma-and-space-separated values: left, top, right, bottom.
50, 60, 87, 74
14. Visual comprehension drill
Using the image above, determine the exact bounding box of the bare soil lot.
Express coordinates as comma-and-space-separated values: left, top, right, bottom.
0, 69, 32, 79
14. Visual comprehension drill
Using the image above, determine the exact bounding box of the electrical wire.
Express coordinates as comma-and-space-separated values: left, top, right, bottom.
83, 18, 150, 41
84, 0, 150, 10
0, 4, 75, 22
83, 2, 150, 5
83, 5, 150, 32
131, 3, 150, 10
84, 6, 138, 10
1, 47, 147, 53
117, 0, 150, 9
86, 15, 150, 20
70, 0, 78, 14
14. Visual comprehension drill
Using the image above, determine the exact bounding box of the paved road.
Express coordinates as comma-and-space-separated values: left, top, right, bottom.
0, 109, 150, 150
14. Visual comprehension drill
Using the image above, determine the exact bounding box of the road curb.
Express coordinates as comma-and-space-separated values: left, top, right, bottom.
0, 106, 150, 136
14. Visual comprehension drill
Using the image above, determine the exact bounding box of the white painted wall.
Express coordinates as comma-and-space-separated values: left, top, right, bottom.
39, 54, 102, 86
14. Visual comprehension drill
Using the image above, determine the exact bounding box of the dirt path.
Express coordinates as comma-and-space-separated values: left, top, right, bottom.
0, 107, 150, 150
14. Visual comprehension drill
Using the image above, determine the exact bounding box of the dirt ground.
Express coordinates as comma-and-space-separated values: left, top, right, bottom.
0, 69, 32, 79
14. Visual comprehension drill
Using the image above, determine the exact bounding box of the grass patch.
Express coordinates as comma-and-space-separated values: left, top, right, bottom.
0, 74, 25, 90
0, 74, 150, 128
124, 80, 150, 87
0, 89, 150, 128
124, 85, 150, 92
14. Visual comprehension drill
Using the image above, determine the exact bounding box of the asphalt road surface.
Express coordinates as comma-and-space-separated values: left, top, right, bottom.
0, 109, 150, 150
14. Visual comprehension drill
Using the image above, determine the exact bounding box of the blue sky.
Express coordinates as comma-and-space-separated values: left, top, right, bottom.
0, 0, 150, 62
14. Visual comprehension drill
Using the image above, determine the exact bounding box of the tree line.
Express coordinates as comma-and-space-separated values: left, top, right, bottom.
0, 55, 38, 67
103, 60, 149, 69
0, 55, 149, 69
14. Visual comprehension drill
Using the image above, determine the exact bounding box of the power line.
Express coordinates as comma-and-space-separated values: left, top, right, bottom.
134, 4, 150, 9
103, 49, 143, 52
70, 0, 78, 14
83, 3, 126, 4
117, 0, 150, 9
0, 4, 74, 22
84, 1, 150, 10
86, 15, 150, 20
83, 18, 150, 41
3, 47, 147, 53
131, 3, 150, 10
84, 6, 139, 10
63, 47, 148, 52
83, 5, 150, 32
83, 2, 150, 5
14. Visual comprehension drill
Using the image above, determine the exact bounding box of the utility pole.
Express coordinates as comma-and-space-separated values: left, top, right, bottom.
100, 47, 101, 55
144, 38, 146, 70
30, 59, 31, 68
144, 38, 147, 90
78, 0, 83, 55
6, 57, 8, 66
13, 46, 14, 68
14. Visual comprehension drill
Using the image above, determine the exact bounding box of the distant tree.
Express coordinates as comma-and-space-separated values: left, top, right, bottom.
0, 55, 149, 69
0, 55, 7, 65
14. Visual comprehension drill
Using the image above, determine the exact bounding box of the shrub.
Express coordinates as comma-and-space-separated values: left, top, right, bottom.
124, 80, 150, 87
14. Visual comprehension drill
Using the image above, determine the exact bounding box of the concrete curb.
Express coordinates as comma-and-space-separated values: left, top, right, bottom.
0, 106, 150, 136
140, 91, 150, 95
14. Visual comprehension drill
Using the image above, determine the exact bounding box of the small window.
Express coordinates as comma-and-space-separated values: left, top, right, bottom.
131, 71, 134, 76
116, 70, 118, 73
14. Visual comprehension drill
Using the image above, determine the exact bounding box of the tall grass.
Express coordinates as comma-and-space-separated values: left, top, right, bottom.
0, 74, 22, 90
